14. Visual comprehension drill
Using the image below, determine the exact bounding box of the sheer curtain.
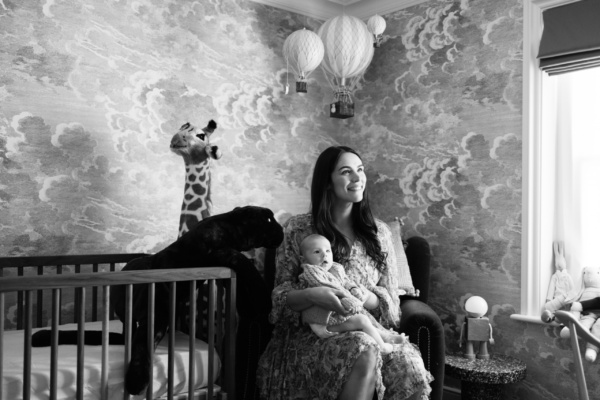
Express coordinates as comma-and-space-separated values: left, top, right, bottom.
551, 67, 600, 293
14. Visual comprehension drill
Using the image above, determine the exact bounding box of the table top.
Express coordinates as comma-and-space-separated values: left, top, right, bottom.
445, 354, 527, 384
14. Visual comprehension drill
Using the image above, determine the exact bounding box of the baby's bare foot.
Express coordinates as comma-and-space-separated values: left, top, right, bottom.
381, 343, 394, 354
384, 333, 407, 344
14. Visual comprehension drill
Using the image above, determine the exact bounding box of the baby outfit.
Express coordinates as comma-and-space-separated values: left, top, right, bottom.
298, 262, 370, 338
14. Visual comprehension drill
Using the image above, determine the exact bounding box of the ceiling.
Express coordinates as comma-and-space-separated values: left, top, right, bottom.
249, 0, 429, 20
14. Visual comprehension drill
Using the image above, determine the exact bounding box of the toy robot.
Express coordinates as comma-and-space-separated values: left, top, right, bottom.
459, 296, 495, 360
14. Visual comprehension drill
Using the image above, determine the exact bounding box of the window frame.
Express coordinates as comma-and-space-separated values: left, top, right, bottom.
511, 0, 583, 324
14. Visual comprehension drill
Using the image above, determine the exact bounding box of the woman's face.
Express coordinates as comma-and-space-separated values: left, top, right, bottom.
329, 152, 366, 204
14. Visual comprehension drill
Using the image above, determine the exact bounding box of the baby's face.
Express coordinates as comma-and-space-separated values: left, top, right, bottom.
302, 237, 333, 268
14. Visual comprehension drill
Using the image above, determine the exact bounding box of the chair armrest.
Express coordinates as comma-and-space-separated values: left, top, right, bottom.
398, 299, 445, 400
402, 236, 431, 304
555, 310, 600, 348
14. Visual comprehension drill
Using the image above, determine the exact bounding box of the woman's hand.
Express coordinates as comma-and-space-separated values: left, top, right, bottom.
287, 287, 350, 315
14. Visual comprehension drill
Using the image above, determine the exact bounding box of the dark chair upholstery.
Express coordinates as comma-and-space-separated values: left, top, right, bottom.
399, 236, 445, 400
238, 236, 445, 400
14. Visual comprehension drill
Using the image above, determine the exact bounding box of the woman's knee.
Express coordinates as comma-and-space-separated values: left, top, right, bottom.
352, 314, 370, 329
353, 346, 378, 376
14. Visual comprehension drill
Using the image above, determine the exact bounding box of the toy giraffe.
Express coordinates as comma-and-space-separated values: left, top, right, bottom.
170, 120, 222, 237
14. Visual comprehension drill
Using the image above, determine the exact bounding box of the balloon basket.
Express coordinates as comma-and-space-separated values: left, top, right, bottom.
296, 81, 307, 93
330, 100, 354, 119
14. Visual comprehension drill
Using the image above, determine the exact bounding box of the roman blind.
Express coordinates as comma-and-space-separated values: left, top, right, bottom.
538, 0, 600, 75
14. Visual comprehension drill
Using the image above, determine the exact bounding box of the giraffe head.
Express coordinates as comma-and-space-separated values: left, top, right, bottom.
170, 120, 222, 165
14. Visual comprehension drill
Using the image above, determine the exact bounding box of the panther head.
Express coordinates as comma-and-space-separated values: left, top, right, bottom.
231, 206, 284, 251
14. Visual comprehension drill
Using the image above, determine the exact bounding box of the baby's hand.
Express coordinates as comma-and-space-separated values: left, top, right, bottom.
340, 297, 359, 314
350, 287, 362, 298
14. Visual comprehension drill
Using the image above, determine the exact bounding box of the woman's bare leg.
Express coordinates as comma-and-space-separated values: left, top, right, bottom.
338, 347, 377, 400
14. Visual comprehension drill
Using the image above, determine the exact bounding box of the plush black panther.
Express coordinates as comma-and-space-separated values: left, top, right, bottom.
32, 205, 283, 395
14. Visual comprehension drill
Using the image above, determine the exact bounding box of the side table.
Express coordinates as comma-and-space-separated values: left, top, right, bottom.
445, 354, 526, 400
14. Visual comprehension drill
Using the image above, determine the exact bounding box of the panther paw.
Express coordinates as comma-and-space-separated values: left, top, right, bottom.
125, 359, 150, 395
31, 329, 52, 347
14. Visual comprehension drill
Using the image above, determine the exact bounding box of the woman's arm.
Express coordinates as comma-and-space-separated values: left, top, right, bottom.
363, 221, 401, 327
287, 286, 349, 314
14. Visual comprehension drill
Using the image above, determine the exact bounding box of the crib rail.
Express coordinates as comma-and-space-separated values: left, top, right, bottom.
0, 264, 236, 400
0, 254, 146, 329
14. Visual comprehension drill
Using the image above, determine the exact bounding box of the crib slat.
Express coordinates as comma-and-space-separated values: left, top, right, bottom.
168, 282, 176, 400
217, 283, 224, 351
207, 280, 216, 400
123, 284, 133, 400
23, 290, 32, 400
76, 287, 86, 400
1, 292, 5, 400
188, 280, 197, 399
92, 264, 99, 321
36, 266, 43, 327
56, 266, 63, 325
101, 286, 110, 399
17, 266, 24, 330
109, 263, 116, 320
146, 283, 155, 400
50, 289, 60, 400
225, 274, 237, 400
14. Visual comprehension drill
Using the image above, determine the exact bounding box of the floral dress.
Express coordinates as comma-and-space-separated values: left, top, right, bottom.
257, 214, 433, 400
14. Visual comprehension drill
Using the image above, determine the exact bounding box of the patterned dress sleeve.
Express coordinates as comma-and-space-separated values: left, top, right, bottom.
268, 214, 312, 327
331, 262, 368, 302
368, 220, 401, 328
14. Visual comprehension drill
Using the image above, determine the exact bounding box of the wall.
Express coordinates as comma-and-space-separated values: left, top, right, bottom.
0, 0, 597, 398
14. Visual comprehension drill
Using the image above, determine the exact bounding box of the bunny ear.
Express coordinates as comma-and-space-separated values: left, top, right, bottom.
559, 241, 565, 256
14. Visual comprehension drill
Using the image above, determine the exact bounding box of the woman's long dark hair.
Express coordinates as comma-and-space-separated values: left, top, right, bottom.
310, 146, 386, 272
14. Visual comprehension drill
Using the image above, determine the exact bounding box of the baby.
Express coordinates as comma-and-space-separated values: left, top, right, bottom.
298, 234, 406, 353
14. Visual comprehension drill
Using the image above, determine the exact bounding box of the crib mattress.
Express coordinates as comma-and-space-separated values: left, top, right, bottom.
1, 320, 221, 400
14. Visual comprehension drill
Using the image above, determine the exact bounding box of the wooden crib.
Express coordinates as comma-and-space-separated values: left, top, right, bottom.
0, 254, 236, 400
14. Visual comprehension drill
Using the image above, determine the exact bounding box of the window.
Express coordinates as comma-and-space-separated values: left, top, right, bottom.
512, 0, 596, 323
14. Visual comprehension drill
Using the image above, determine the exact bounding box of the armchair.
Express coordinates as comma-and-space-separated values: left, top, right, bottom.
237, 236, 445, 400
399, 236, 445, 400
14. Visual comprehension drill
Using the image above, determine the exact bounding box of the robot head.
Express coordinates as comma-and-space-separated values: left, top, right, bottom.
465, 295, 488, 318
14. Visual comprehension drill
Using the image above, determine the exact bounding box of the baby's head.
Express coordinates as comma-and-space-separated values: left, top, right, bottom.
300, 234, 333, 268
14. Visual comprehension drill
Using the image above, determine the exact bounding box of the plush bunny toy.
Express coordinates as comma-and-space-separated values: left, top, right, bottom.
560, 266, 600, 362
544, 241, 575, 312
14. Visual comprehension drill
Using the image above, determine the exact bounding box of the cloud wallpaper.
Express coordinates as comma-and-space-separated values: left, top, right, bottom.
0, 0, 598, 398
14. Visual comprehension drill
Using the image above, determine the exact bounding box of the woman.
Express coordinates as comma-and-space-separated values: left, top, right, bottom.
257, 146, 433, 399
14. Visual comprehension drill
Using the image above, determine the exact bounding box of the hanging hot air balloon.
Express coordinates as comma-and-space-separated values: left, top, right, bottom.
283, 28, 324, 93
318, 15, 374, 119
367, 14, 387, 48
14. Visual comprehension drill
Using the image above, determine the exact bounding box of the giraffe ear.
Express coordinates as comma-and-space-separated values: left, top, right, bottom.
180, 122, 191, 130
